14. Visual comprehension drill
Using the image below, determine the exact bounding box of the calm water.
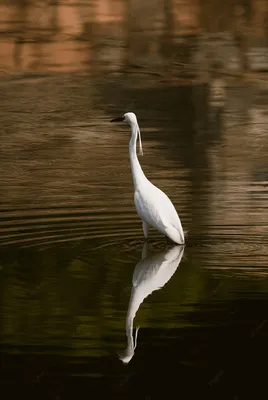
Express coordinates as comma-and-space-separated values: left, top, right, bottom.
1, 1, 268, 399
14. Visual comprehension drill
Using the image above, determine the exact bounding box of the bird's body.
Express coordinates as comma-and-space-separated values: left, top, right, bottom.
134, 181, 184, 245
111, 112, 185, 245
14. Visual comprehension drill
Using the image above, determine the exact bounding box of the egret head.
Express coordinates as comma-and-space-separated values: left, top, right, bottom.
110, 112, 137, 125
110, 112, 143, 156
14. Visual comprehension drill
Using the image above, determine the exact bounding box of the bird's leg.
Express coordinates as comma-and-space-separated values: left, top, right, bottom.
142, 220, 149, 240
164, 235, 172, 249
164, 235, 169, 248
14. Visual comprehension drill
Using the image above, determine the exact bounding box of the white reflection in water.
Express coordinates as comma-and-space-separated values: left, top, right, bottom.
118, 242, 185, 364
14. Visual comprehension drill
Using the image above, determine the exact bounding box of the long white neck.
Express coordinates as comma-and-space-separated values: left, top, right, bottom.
129, 122, 146, 189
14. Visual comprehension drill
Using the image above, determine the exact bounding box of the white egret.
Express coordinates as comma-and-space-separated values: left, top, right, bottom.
110, 112, 185, 244
118, 242, 185, 364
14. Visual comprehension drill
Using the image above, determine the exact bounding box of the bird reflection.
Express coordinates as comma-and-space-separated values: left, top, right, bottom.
118, 242, 185, 364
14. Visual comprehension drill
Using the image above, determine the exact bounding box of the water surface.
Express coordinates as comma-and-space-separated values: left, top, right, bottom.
1, 1, 268, 399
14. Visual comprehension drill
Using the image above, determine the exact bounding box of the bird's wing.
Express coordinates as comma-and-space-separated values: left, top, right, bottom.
155, 186, 182, 230
134, 183, 182, 233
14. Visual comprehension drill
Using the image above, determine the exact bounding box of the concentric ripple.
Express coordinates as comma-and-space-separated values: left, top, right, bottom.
0, 203, 147, 248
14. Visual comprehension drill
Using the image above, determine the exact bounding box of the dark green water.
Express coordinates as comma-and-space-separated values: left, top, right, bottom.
1, 1, 268, 399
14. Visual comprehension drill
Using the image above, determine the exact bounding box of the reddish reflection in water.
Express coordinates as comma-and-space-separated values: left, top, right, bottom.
0, 0, 268, 76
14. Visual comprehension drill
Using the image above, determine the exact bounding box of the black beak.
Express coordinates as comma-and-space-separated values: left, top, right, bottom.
110, 116, 124, 122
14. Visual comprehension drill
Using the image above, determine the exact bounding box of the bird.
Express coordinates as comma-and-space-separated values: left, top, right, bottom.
110, 112, 185, 244
118, 242, 185, 364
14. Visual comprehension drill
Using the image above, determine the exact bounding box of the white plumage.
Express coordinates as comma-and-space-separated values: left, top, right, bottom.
111, 112, 185, 244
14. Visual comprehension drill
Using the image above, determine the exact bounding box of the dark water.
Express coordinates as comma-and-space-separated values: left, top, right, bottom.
1, 1, 268, 399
